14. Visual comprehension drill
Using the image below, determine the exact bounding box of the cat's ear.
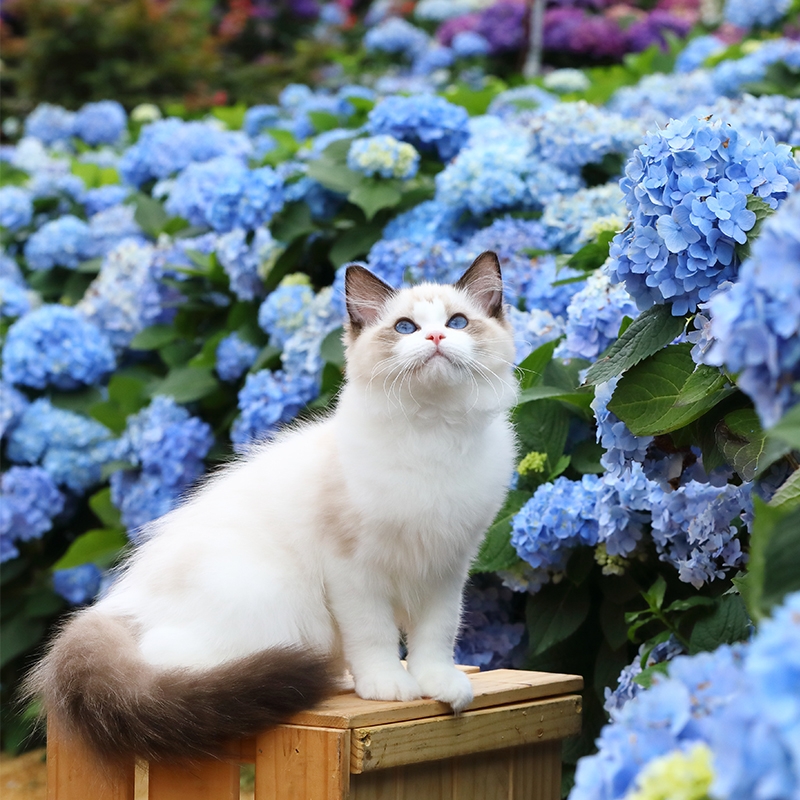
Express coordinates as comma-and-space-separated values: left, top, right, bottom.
345, 265, 397, 332
455, 251, 504, 318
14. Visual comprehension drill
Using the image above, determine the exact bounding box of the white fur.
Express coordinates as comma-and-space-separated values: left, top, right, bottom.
96, 279, 517, 711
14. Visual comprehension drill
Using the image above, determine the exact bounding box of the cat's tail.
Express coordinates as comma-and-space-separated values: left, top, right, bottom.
25, 609, 337, 762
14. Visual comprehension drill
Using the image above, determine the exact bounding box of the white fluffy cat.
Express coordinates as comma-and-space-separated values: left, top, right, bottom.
29, 251, 518, 761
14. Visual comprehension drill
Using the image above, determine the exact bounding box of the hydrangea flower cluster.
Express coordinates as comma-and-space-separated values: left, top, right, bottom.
511, 475, 602, 589
2, 305, 116, 391
258, 276, 316, 348
111, 396, 214, 537
674, 35, 726, 73
608, 115, 800, 315
52, 564, 103, 606
119, 118, 252, 187
23, 215, 93, 270
0, 467, 65, 563
595, 462, 653, 561
571, 591, 800, 800
367, 94, 470, 161
347, 135, 420, 180
709, 38, 800, 98
216, 226, 283, 301
556, 269, 640, 361
72, 101, 128, 146
0, 186, 34, 231
364, 17, 430, 58
5, 399, 118, 493
507, 306, 565, 363
454, 576, 526, 670
165, 156, 285, 233
723, 0, 791, 29
699, 171, 800, 426
215, 333, 260, 383
697, 93, 800, 147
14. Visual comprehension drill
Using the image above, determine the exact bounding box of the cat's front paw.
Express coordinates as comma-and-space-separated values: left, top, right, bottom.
412, 665, 474, 712
355, 668, 422, 703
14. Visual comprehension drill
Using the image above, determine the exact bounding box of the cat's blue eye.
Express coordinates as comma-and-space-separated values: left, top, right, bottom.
395, 319, 417, 334
446, 314, 468, 330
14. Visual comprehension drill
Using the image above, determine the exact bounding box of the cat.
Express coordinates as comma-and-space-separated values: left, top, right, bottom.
27, 250, 518, 762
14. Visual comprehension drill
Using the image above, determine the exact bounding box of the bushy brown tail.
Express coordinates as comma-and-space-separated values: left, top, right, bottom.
25, 611, 337, 762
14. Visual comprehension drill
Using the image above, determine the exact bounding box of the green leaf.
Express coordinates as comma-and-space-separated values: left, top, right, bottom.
569, 440, 604, 474
758, 501, 800, 614
663, 596, 716, 614
527, 582, 591, 656
768, 402, 800, 450
271, 202, 315, 244
516, 339, 559, 389
48, 387, 105, 414
599, 597, 629, 650
23, 587, 63, 618
736, 195, 777, 262
77, 257, 103, 274
89, 488, 122, 529
514, 399, 570, 474
149, 366, 220, 404
320, 327, 345, 368
584, 305, 687, 386
715, 409, 766, 481
688, 594, 750, 654
129, 324, 178, 351
306, 159, 362, 193
769, 468, 800, 511
211, 104, 247, 130
250, 345, 282, 374
471, 490, 529, 574
607, 345, 731, 436
517, 384, 594, 412
52, 529, 128, 571
329, 223, 384, 267
0, 616, 45, 668
132, 193, 169, 238
347, 182, 402, 220
643, 575, 666, 611
565, 230, 615, 273
307, 110, 341, 132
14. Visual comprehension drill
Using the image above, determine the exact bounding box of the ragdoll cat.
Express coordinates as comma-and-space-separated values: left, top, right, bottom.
28, 251, 518, 761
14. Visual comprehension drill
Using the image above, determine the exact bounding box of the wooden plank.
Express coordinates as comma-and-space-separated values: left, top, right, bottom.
351, 694, 582, 773
452, 749, 512, 800
511, 740, 562, 800
291, 670, 583, 729
46, 719, 135, 800
254, 725, 350, 800
147, 759, 239, 800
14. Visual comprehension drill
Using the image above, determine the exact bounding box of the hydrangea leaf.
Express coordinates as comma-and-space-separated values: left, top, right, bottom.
320, 327, 345, 369
688, 594, 750, 655
329, 221, 384, 267
584, 305, 687, 386
132, 193, 169, 239
607, 344, 731, 436
735, 194, 777, 262
347, 182, 402, 221
767, 402, 800, 450
517, 384, 593, 413
0, 617, 46, 669
52, 528, 127, 571
210, 104, 246, 130
761, 505, 800, 612
271, 202, 315, 244
565, 230, 615, 273
89, 487, 122, 529
148, 366, 220, 404
526, 581, 591, 656
514, 399, 570, 476
516, 339, 559, 390
471, 490, 529, 574
768, 469, 800, 511
305, 159, 362, 193
714, 409, 766, 482
129, 324, 178, 351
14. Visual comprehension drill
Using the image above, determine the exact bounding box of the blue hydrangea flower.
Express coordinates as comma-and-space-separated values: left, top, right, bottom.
367, 94, 470, 161
2, 305, 115, 391
28, 171, 87, 209
231, 369, 319, 452
53, 564, 103, 605
258, 278, 315, 349
511, 475, 602, 590
23, 215, 94, 270
675, 35, 726, 73
0, 381, 29, 440
507, 306, 565, 363
280, 287, 342, 378
83, 185, 130, 216
0, 276, 33, 319
0, 186, 34, 231
383, 199, 473, 244
6, 398, 118, 493
452, 31, 491, 58
216, 333, 260, 382
648, 480, 750, 588
699, 94, 800, 148
24, 103, 76, 145
0, 466, 65, 563
595, 462, 654, 559
364, 17, 430, 58
608, 116, 800, 316
699, 183, 800, 427
87, 204, 144, 258
455, 576, 526, 669
411, 43, 455, 76
165, 156, 284, 233
73, 101, 127, 146
78, 239, 167, 349
347, 135, 420, 180
244, 105, 281, 137
111, 396, 213, 536
217, 226, 282, 301
486, 85, 559, 119
723, 0, 791, 29
119, 118, 252, 187
556, 270, 639, 361
710, 38, 800, 97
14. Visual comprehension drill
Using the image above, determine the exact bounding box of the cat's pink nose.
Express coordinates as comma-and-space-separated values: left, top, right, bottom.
426, 332, 446, 345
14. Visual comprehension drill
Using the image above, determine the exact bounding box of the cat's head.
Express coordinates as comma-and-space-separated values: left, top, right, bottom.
343, 251, 517, 415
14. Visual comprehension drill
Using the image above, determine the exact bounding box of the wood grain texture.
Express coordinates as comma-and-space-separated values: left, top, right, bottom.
351, 694, 582, 773
291, 669, 584, 730
254, 725, 350, 800
46, 720, 135, 800
147, 759, 239, 800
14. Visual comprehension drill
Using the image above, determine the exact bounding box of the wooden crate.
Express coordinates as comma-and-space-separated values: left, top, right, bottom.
46, 668, 583, 800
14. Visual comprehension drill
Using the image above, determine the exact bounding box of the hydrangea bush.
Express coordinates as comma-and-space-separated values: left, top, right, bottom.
1, 15, 800, 795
